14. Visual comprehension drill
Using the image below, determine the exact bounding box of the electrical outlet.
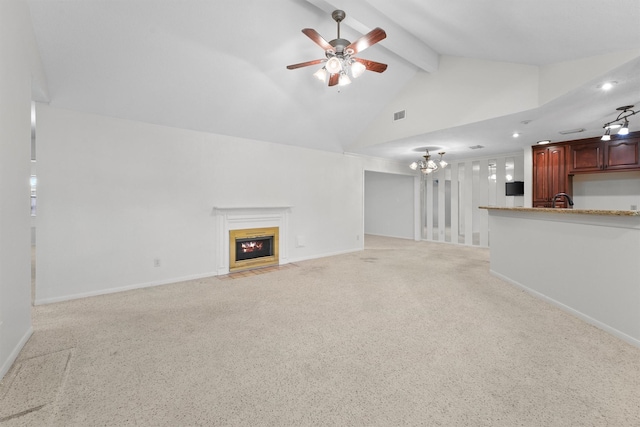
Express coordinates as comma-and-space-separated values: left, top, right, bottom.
154, 258, 161, 267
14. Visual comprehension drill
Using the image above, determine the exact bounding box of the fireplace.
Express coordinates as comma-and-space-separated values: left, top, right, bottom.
213, 206, 290, 275
229, 227, 279, 272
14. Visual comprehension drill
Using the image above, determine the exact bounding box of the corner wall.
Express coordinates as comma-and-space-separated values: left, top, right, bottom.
0, 0, 38, 379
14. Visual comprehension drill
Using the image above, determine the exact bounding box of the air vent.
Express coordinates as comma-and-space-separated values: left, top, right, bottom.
393, 110, 406, 121
469, 145, 485, 150
558, 128, 586, 135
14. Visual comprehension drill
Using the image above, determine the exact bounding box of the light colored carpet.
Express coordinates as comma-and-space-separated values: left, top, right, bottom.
2, 235, 639, 426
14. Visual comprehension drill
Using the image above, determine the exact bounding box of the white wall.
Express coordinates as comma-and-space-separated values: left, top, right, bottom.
364, 171, 415, 239
34, 105, 408, 304
488, 210, 640, 347
0, 0, 40, 379
573, 171, 640, 210
352, 56, 540, 149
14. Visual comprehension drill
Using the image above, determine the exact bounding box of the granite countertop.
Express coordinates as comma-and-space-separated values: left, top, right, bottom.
478, 206, 640, 216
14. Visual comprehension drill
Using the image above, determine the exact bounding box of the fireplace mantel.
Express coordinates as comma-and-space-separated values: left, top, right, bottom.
212, 206, 291, 275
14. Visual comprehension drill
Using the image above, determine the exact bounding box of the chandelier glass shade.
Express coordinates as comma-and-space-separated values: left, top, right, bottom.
410, 150, 448, 174
602, 106, 637, 140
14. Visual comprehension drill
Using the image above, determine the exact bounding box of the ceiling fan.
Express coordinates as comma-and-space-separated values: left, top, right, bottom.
286, 9, 387, 87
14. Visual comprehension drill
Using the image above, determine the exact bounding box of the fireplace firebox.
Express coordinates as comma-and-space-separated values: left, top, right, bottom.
229, 227, 279, 272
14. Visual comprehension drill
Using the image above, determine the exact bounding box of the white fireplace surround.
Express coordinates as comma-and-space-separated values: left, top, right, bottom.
213, 206, 291, 275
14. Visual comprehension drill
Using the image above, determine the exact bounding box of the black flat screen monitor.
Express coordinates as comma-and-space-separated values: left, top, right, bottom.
505, 181, 524, 196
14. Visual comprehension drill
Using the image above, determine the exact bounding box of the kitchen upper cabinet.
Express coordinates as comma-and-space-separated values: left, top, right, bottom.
569, 136, 640, 174
606, 137, 639, 170
531, 131, 639, 209
532, 145, 569, 208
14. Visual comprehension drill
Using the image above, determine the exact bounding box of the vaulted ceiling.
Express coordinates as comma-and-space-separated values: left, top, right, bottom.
27, 0, 640, 163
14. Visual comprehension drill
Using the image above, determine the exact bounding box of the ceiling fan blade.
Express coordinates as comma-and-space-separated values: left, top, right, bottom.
353, 58, 388, 73
302, 28, 333, 51
328, 73, 339, 87
346, 27, 386, 54
286, 59, 326, 70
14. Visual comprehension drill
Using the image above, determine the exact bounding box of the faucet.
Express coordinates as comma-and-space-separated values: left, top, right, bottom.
552, 192, 574, 208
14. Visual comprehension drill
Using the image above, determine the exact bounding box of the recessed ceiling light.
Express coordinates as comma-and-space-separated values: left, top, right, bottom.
598, 81, 617, 91
537, 140, 551, 145
512, 132, 520, 138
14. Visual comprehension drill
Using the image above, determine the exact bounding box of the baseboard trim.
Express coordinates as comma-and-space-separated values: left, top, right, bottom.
34, 249, 365, 305
34, 272, 218, 305
1, 326, 33, 380
490, 270, 640, 349
365, 232, 414, 240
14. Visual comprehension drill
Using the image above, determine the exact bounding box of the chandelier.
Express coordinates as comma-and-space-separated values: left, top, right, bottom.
602, 105, 637, 140
409, 150, 448, 174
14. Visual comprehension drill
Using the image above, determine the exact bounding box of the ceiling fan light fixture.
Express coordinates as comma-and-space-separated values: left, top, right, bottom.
338, 73, 351, 86
313, 67, 327, 82
351, 61, 366, 78
286, 10, 387, 87
325, 57, 342, 74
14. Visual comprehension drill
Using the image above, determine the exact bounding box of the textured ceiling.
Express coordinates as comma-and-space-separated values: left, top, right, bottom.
27, 0, 640, 163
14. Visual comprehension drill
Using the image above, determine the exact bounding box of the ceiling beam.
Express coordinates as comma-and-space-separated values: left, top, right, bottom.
303, 0, 439, 73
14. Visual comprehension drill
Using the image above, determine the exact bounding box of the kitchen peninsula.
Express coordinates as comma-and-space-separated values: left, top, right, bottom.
480, 206, 640, 347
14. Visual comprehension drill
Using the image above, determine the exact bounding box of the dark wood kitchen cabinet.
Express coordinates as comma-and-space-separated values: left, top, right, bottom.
531, 131, 639, 209
568, 136, 640, 173
532, 144, 569, 208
